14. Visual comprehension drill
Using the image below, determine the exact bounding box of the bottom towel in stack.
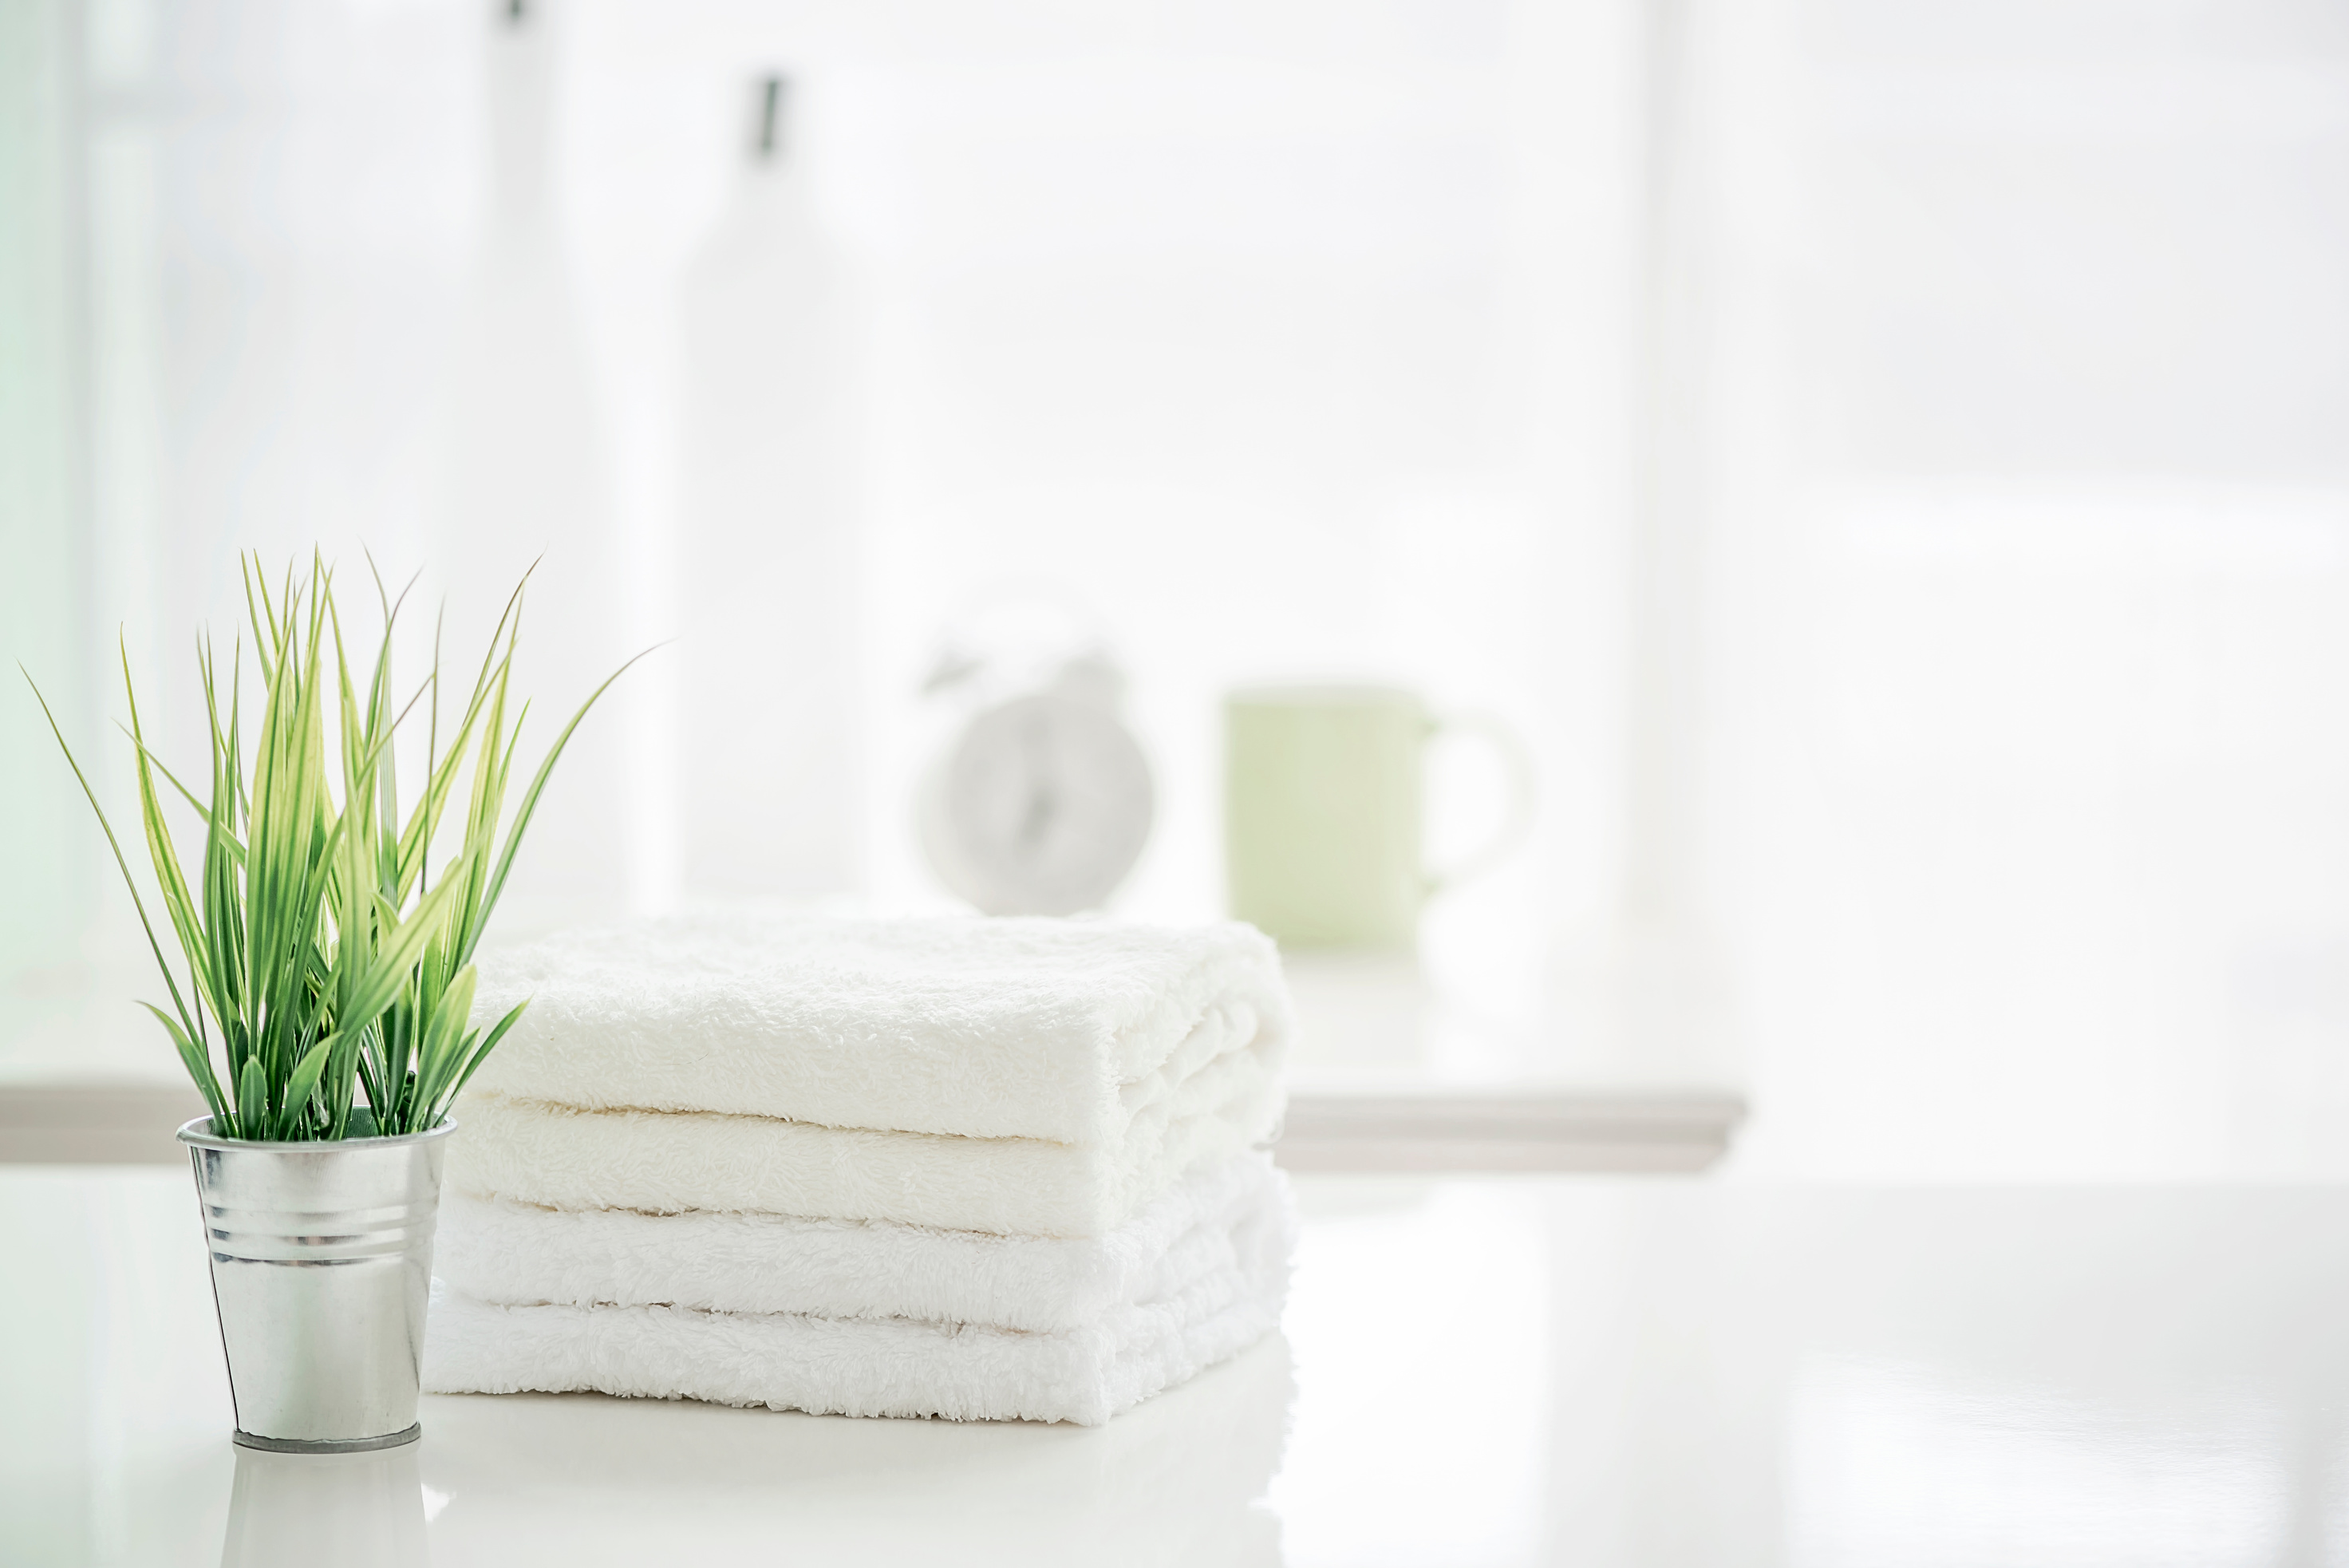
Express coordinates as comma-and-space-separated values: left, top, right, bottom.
423, 1152, 1294, 1426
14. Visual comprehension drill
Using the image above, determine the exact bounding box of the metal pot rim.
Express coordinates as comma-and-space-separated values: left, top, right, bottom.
176, 1115, 460, 1152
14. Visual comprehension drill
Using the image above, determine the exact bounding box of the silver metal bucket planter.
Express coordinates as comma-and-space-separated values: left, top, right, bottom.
179, 1116, 456, 1453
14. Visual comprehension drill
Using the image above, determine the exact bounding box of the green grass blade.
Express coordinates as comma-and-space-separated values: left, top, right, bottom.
140, 1002, 228, 1128
338, 875, 468, 1031
468, 644, 657, 963
274, 1035, 334, 1140
432, 997, 527, 1128
122, 642, 219, 1030
408, 963, 478, 1117
236, 1055, 265, 1135
21, 667, 204, 1049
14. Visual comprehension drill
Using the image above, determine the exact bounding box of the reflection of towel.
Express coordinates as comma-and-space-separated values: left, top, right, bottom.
467, 912, 1290, 1144
412, 1334, 1294, 1567
447, 1085, 1277, 1238
437, 1154, 1284, 1333
421, 1171, 1296, 1426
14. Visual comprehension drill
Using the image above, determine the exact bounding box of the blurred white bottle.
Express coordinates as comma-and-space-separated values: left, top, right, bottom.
673, 75, 863, 900
438, 0, 633, 928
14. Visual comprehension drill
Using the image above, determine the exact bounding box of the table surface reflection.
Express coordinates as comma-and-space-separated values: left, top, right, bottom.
6, 1169, 2346, 1566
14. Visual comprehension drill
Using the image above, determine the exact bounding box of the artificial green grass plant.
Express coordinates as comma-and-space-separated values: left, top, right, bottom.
25, 556, 640, 1141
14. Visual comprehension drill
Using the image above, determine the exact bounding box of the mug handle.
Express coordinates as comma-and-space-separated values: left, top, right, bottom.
1423, 710, 1537, 899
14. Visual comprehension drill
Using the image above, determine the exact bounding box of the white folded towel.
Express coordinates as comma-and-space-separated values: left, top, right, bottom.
421, 1167, 1296, 1426
447, 1071, 1279, 1238
466, 912, 1290, 1145
436, 1153, 1283, 1333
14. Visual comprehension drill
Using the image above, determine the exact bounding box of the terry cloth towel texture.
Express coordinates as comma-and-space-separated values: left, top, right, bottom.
437, 1152, 1285, 1333
420, 1163, 1297, 1426
445, 1082, 1277, 1238
464, 912, 1291, 1145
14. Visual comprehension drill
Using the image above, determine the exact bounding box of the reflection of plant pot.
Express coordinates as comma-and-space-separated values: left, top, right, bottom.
179, 1117, 456, 1452
221, 1444, 429, 1567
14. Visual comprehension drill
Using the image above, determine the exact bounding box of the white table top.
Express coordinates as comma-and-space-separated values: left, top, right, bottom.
6, 1168, 2341, 1566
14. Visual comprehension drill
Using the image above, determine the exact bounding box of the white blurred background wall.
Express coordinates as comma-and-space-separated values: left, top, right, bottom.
4, 0, 2347, 1180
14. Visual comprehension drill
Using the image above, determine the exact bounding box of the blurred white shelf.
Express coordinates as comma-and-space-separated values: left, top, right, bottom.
0, 1081, 207, 1164
1276, 1086, 1744, 1173
0, 1079, 1742, 1173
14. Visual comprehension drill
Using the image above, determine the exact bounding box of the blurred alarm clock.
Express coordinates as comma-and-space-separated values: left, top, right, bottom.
916, 636, 1155, 917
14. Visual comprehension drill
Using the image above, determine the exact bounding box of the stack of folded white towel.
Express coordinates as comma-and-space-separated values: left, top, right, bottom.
420, 914, 1295, 1425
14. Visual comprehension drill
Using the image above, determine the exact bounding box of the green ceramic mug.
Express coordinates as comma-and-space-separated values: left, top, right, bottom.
1223, 685, 1533, 950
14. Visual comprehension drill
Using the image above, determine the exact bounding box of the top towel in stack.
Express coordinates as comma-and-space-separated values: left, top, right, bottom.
447, 913, 1290, 1238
